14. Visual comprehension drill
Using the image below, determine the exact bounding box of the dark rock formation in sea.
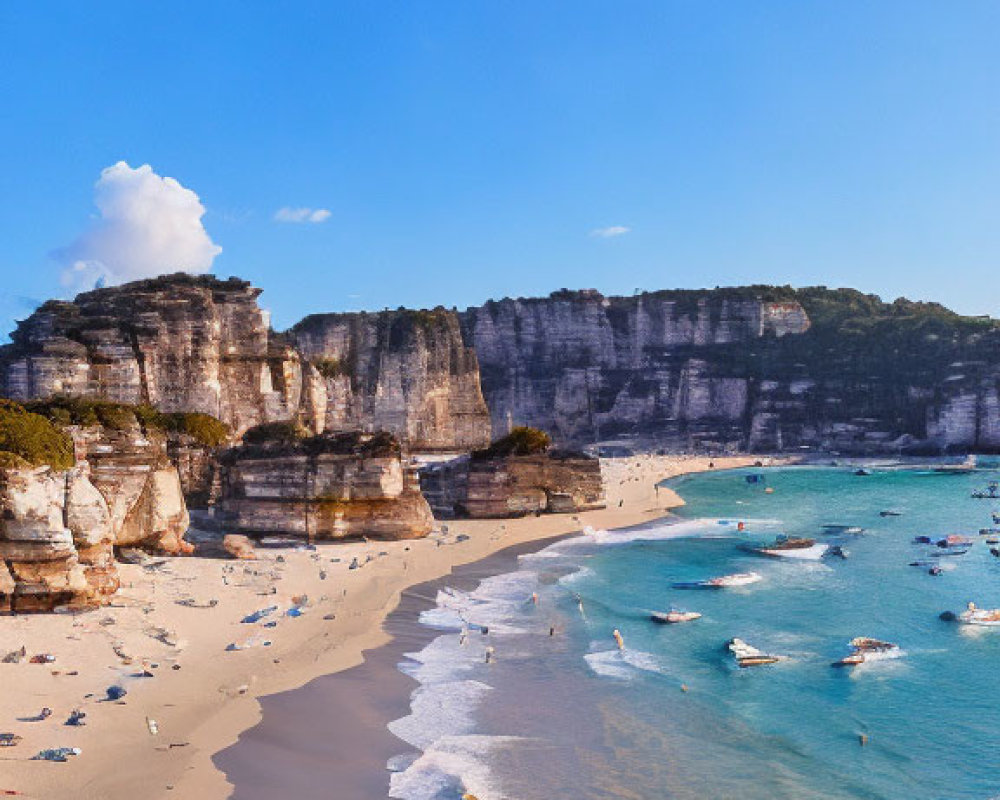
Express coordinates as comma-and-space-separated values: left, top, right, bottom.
290, 309, 491, 450
214, 430, 434, 540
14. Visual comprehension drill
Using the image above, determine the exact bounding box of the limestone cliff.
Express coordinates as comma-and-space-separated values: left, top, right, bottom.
215, 431, 434, 540
462, 287, 1000, 454
0, 463, 117, 612
460, 288, 809, 445
0, 274, 319, 436
290, 309, 491, 450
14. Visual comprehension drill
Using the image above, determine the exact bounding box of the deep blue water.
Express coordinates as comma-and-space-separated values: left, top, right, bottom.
388, 466, 1000, 800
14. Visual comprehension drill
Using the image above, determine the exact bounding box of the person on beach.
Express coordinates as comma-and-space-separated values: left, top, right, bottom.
613, 629, 625, 650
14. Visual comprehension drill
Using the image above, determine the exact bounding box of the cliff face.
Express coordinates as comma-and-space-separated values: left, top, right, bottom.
0, 274, 319, 436
420, 451, 605, 519
291, 309, 491, 450
460, 289, 809, 445
70, 426, 192, 554
215, 432, 434, 540
462, 287, 1000, 454
0, 464, 118, 612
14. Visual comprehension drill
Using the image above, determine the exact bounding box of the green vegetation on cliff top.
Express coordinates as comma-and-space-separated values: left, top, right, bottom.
474, 426, 551, 459
0, 400, 75, 470
23, 397, 230, 447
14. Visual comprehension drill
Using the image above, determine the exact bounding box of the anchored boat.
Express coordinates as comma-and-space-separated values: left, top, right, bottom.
942, 603, 1000, 626
744, 537, 829, 560
650, 610, 701, 624
672, 572, 762, 590
832, 637, 901, 667
727, 638, 784, 668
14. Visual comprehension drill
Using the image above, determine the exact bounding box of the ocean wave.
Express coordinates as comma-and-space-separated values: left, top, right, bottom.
584, 646, 664, 680
388, 735, 523, 800
388, 679, 493, 751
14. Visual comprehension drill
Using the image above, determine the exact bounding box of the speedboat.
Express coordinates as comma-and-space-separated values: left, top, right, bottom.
879, 510, 903, 517
957, 605, 1000, 626
650, 610, 701, 624
822, 524, 865, 535
832, 637, 901, 667
745, 537, 829, 560
854, 468, 872, 476
727, 638, 784, 668
672, 572, 763, 590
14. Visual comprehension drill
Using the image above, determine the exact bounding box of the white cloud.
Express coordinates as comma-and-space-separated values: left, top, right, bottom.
589, 225, 631, 238
273, 207, 331, 224
56, 161, 221, 291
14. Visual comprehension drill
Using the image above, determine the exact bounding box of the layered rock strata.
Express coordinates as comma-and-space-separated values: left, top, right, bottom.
0, 463, 117, 612
0, 274, 320, 436
215, 432, 434, 540
290, 309, 491, 450
420, 452, 605, 518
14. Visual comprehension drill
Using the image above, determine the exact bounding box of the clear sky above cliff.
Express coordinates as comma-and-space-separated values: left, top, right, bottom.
2, 1, 1000, 334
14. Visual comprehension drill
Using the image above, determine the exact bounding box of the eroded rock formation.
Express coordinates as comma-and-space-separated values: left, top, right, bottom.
0, 463, 117, 612
291, 309, 491, 450
420, 451, 605, 518
0, 274, 319, 436
215, 431, 434, 540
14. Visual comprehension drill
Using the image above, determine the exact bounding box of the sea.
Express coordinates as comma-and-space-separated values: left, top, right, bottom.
386, 465, 1000, 800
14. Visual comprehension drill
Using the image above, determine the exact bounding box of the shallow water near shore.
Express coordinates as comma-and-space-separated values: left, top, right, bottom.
390, 466, 1000, 799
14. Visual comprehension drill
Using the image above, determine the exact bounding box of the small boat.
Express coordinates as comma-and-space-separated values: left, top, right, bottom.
937, 535, 974, 548
823, 524, 865, 535
930, 548, 969, 557
672, 572, 762, 590
913, 535, 933, 544
980, 528, 1000, 536
650, 610, 702, 624
832, 637, 901, 667
944, 603, 1000, 626
745, 537, 829, 560
879, 510, 903, 517
987, 537, 1000, 545
854, 468, 872, 476
727, 638, 783, 668
971, 482, 1000, 499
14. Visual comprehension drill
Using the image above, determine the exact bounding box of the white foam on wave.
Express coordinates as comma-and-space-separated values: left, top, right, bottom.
418, 572, 540, 636
389, 679, 493, 751
584, 647, 664, 681
388, 735, 522, 800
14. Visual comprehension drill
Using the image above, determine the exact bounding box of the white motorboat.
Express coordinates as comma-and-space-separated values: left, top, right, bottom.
673, 572, 762, 589
650, 610, 702, 624
727, 637, 784, 668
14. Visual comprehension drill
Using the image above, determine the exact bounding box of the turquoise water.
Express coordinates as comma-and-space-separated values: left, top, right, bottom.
389, 467, 1000, 800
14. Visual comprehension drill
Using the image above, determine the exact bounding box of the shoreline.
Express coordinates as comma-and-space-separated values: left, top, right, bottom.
0, 454, 780, 800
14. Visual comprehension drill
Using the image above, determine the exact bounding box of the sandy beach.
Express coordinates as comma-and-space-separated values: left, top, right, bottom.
0, 454, 779, 800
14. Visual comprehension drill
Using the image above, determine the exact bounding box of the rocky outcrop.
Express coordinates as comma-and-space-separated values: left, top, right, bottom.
291, 309, 491, 450
0, 463, 117, 612
71, 426, 192, 554
215, 431, 434, 540
420, 451, 605, 518
0, 274, 320, 436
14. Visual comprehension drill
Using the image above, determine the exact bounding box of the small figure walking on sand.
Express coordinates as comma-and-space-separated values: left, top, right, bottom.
531, 592, 538, 606
485, 646, 495, 664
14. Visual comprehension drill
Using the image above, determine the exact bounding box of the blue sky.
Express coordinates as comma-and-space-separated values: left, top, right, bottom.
2, 1, 999, 335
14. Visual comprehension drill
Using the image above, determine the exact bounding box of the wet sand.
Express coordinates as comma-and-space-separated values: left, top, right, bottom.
216, 534, 569, 800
